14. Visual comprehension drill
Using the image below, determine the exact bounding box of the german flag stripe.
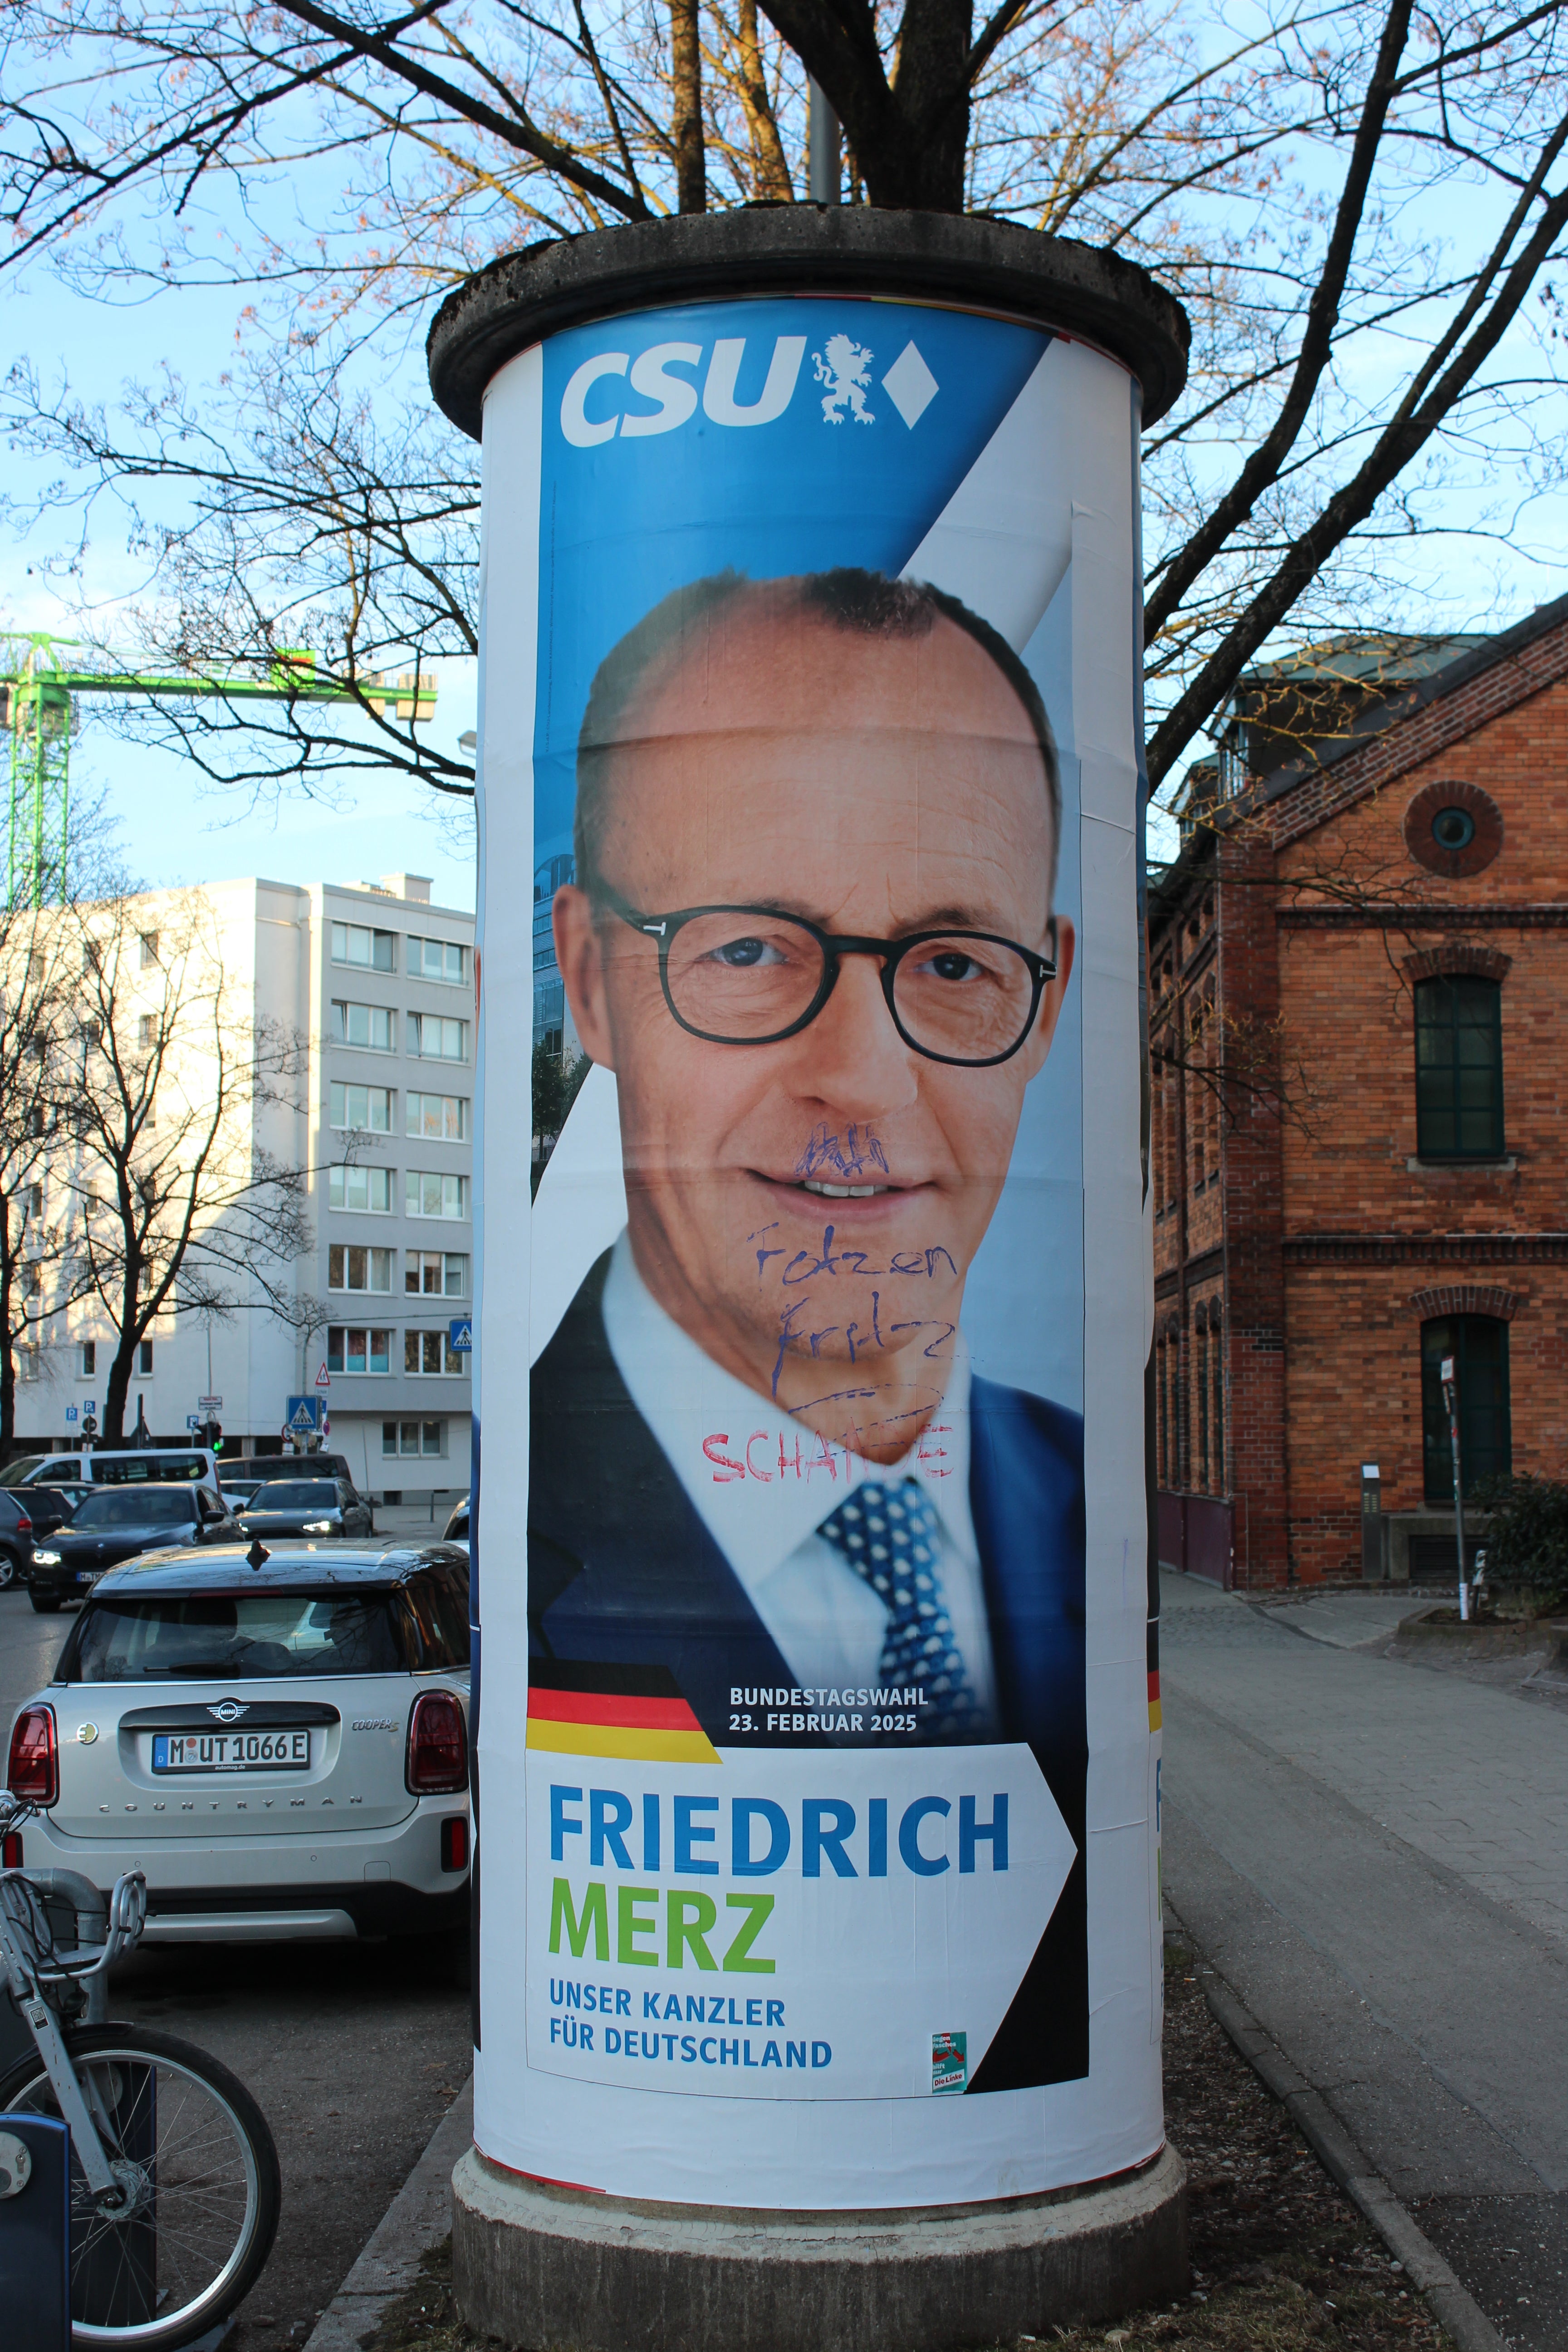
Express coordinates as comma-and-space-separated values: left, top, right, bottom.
1148, 1669, 1162, 1732
525, 1720, 720, 1764
528, 1688, 697, 1732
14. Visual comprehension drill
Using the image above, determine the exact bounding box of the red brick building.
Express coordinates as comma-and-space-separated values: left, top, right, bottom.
1149, 597, 1568, 1589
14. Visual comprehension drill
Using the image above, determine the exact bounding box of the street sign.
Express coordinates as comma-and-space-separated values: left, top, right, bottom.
65, 1405, 78, 1424
449, 1318, 473, 1353
315, 1363, 331, 1390
285, 1396, 324, 1435
198, 1394, 223, 1410
83, 1400, 96, 1418
186, 1414, 201, 1432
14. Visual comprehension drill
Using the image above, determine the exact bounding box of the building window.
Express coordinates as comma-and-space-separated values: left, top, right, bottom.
405, 1091, 468, 1142
383, 1417, 448, 1459
329, 1083, 394, 1133
1195, 1323, 1210, 1494
1414, 975, 1503, 1159
1210, 1311, 1225, 1496
138, 930, 160, 968
408, 1013, 468, 1063
405, 1329, 467, 1377
407, 936, 468, 985
331, 1000, 395, 1053
328, 1165, 395, 1214
16, 1346, 40, 1382
80, 1340, 96, 1377
327, 1324, 392, 1374
1421, 1316, 1510, 1504
138, 1014, 157, 1047
329, 1243, 394, 1294
407, 1171, 468, 1221
406, 1250, 468, 1298
332, 921, 397, 972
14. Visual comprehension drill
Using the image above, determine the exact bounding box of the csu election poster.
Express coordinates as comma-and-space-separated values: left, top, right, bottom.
470, 291, 1163, 2208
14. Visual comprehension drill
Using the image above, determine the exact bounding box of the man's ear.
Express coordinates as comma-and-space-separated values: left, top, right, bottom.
552, 884, 617, 1072
1022, 916, 1076, 1079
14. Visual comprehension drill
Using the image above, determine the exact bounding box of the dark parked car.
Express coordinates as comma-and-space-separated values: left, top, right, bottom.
224, 1453, 358, 1486
0, 1480, 90, 1542
0, 1490, 36, 1591
235, 1480, 374, 1541
26, 1484, 243, 1612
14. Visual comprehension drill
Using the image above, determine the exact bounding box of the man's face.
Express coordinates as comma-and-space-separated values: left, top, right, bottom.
554, 601, 1074, 1456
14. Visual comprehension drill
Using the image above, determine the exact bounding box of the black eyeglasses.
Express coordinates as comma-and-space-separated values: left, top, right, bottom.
595, 883, 1056, 1067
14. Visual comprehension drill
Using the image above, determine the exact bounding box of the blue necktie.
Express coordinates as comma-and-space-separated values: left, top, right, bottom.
815, 1479, 980, 1734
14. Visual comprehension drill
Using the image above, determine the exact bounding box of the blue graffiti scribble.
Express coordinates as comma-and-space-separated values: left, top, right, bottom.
794, 1122, 891, 1181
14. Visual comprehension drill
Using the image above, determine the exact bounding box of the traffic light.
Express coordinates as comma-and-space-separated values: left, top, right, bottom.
203, 1418, 224, 1453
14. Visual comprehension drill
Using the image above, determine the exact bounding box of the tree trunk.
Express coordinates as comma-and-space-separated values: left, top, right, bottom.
736, 0, 792, 201
103, 1338, 133, 1441
668, 0, 706, 213
0, 1258, 13, 1450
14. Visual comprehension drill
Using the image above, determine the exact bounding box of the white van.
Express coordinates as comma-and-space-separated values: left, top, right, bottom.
18, 1447, 222, 1495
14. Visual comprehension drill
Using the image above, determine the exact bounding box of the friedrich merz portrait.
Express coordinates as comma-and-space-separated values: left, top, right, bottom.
527, 568, 1087, 1784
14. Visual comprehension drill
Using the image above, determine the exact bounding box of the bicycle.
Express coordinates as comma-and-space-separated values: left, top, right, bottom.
0, 1792, 281, 2348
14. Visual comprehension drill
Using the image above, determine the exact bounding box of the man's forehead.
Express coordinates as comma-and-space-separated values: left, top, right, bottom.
603, 602, 1044, 748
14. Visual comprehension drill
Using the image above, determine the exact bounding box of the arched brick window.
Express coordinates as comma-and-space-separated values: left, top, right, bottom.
1414, 975, 1503, 1159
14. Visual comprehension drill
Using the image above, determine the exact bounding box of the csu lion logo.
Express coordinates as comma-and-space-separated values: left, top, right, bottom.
813, 334, 875, 425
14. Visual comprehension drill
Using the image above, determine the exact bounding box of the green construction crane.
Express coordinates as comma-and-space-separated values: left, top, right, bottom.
0, 632, 437, 907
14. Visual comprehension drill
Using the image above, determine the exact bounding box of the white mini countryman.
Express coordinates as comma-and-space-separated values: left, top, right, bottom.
4, 1542, 472, 1944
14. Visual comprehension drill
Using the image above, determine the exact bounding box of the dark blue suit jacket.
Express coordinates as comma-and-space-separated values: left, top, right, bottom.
527, 1251, 1088, 2090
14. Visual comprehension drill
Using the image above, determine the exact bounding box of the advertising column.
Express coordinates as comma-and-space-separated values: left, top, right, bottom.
435, 216, 1186, 2220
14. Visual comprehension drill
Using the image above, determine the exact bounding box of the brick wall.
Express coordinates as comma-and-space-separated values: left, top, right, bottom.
1151, 624, 1568, 1587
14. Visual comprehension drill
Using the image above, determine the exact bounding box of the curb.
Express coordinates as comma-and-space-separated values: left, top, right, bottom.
302, 2078, 474, 2352
1172, 1935, 1506, 2352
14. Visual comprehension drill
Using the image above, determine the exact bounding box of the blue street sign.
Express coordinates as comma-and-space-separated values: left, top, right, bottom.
448, 1318, 473, 1353
65, 1405, 78, 1424
186, 1414, 202, 1432
83, 1400, 96, 1418
285, 1396, 324, 1434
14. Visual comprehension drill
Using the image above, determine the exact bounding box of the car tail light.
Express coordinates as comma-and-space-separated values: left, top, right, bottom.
14, 1514, 31, 1535
440, 1816, 469, 1872
8, 1705, 59, 1806
1, 1830, 21, 1868
407, 1691, 468, 1794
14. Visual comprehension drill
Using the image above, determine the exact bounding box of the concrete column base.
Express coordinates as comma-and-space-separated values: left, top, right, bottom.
451, 2142, 1188, 2352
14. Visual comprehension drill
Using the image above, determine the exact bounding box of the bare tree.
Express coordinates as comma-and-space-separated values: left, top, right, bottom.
1, 0, 1567, 800
46, 892, 310, 1441
0, 917, 83, 1444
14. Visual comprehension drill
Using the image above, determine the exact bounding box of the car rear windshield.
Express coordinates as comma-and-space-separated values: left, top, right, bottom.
61, 1591, 405, 1681
70, 1489, 195, 1530
249, 1483, 341, 1509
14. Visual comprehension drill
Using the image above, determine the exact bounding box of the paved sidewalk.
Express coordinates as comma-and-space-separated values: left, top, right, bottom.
304, 2078, 473, 2351
1161, 1570, 1568, 2349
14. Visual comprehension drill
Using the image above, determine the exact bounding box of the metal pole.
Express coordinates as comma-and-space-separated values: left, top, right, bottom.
808, 79, 842, 204
1441, 1354, 1468, 1620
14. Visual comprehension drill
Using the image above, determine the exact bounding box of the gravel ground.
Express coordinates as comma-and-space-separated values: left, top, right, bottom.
359, 1941, 1450, 2352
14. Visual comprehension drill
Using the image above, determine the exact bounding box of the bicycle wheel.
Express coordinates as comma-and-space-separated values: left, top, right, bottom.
0, 2021, 281, 2350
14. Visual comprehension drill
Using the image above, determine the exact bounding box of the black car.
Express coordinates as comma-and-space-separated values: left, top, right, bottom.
26, 1484, 243, 1612
0, 1489, 36, 1591
224, 1453, 358, 1487
235, 1479, 374, 1541
5, 1481, 92, 1541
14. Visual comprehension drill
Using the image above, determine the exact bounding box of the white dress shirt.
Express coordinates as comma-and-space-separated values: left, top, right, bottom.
601, 1230, 996, 1714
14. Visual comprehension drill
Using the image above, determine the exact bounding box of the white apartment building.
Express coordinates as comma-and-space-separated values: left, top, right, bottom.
19, 871, 475, 1506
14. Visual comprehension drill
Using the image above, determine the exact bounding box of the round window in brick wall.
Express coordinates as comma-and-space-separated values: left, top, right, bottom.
1403, 779, 1503, 878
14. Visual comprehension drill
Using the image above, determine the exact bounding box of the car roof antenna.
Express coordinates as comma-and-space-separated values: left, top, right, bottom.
246, 1539, 271, 1572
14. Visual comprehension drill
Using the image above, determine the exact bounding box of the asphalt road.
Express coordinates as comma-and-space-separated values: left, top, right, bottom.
0, 1585, 474, 2351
